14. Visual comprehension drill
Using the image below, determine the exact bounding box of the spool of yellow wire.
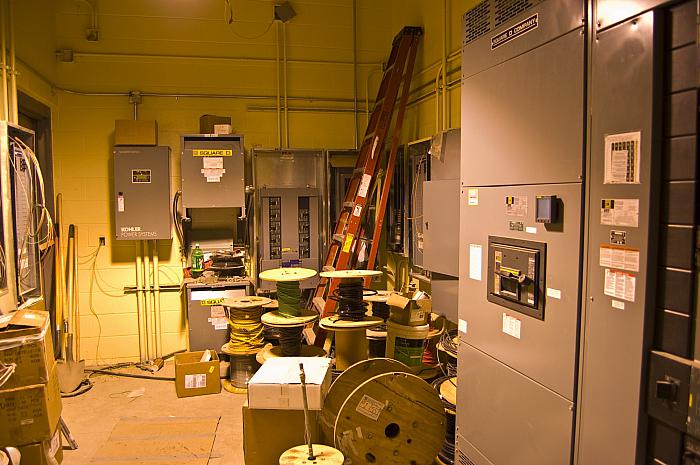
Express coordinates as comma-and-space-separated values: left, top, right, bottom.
221, 296, 272, 393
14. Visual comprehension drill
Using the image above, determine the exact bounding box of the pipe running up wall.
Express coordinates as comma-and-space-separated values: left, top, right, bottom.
152, 240, 161, 358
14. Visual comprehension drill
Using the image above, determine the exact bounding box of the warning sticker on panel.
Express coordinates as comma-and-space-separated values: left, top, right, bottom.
358, 174, 372, 198
505, 196, 528, 217
132, 169, 151, 183
356, 394, 384, 421
604, 131, 641, 184
184, 374, 207, 389
212, 318, 228, 330
601, 199, 639, 227
502, 313, 521, 339
599, 244, 640, 272
210, 306, 225, 318
468, 188, 479, 206
469, 244, 482, 281
201, 298, 224, 306
604, 269, 636, 302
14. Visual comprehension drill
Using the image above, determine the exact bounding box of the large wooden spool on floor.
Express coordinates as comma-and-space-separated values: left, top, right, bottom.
321, 358, 445, 464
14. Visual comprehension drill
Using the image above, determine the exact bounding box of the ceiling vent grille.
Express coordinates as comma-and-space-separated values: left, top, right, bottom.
495, 0, 534, 27
463, 0, 491, 45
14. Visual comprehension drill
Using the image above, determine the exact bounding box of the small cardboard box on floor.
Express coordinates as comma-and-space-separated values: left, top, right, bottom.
387, 291, 432, 326
247, 357, 331, 410
0, 309, 55, 389
174, 350, 221, 398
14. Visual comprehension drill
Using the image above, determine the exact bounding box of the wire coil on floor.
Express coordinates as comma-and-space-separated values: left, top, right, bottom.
432, 376, 457, 465
331, 278, 375, 321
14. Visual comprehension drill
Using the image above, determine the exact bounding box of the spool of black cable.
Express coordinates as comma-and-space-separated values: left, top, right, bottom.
432, 376, 457, 465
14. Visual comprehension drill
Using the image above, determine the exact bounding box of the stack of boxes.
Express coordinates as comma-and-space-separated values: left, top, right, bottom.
243, 357, 332, 465
386, 291, 432, 372
0, 309, 63, 464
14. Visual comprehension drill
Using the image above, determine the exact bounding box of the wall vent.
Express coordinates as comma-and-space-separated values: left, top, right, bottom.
463, 0, 491, 45
495, 0, 535, 27
458, 449, 477, 465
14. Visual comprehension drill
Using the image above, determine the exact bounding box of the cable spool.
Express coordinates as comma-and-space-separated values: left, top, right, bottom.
320, 358, 445, 465
221, 296, 272, 393
319, 270, 384, 370
364, 291, 393, 358
432, 376, 457, 465
259, 268, 325, 360
279, 445, 344, 465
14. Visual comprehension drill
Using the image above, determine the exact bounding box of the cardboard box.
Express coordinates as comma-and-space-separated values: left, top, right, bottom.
17, 426, 63, 464
0, 309, 55, 389
388, 291, 432, 326
174, 351, 221, 398
242, 401, 320, 465
199, 115, 231, 134
0, 364, 62, 446
247, 357, 331, 410
114, 119, 158, 146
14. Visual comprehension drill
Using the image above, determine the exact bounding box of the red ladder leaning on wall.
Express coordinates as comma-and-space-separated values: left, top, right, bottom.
312, 26, 422, 347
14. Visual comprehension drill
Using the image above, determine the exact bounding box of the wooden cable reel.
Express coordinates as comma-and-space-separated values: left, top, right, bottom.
321, 358, 445, 464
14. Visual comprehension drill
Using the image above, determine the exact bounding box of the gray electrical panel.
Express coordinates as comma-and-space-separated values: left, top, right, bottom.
186, 282, 248, 353
576, 11, 658, 464
114, 146, 172, 240
457, 1, 585, 465
253, 149, 327, 290
180, 134, 244, 208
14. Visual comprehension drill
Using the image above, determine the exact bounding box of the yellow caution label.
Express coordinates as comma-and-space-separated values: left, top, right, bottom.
342, 233, 354, 253
208, 366, 215, 374
192, 149, 233, 157
201, 298, 224, 306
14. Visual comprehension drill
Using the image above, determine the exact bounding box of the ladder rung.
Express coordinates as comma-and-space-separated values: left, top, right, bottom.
353, 167, 366, 176
332, 233, 345, 243
343, 201, 355, 208
363, 131, 375, 142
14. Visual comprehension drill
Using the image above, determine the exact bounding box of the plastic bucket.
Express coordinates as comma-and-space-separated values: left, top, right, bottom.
386, 320, 430, 371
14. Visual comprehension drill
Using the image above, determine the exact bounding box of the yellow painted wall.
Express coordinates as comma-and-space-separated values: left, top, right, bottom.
12, 0, 478, 364
38, 0, 397, 365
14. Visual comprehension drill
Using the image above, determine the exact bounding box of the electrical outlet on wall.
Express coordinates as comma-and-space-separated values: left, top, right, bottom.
99, 236, 106, 246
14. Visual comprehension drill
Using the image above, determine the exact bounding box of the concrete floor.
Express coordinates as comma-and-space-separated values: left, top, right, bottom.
61, 362, 245, 465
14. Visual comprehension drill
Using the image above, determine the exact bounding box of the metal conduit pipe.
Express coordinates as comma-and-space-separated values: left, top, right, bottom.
435, 64, 443, 132
275, 21, 281, 147
135, 242, 146, 361
143, 240, 152, 361
283, 21, 289, 148
0, 0, 7, 121
442, 0, 449, 130
7, 0, 16, 123
152, 240, 162, 358
70, 51, 384, 68
352, 0, 358, 149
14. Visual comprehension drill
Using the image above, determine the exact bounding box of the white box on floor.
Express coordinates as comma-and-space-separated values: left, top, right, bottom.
247, 357, 331, 410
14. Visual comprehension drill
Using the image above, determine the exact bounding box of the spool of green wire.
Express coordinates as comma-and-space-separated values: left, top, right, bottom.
277, 280, 302, 317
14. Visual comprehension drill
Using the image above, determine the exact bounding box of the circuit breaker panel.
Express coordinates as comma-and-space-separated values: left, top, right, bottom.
253, 149, 327, 291
114, 146, 172, 240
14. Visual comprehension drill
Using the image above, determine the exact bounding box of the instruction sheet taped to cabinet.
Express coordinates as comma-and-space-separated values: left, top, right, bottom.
604, 269, 636, 302
601, 199, 639, 227
604, 131, 641, 184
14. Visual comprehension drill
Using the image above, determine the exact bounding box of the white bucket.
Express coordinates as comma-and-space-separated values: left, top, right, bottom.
386, 320, 430, 371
